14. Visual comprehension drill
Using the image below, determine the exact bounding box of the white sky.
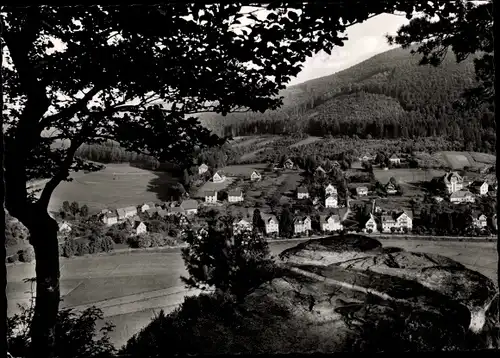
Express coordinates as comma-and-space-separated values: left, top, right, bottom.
287, 13, 410, 86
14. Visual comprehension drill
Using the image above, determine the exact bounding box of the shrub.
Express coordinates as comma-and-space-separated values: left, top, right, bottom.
101, 236, 115, 252
6, 254, 18, 264
75, 241, 90, 256
61, 239, 78, 258
7, 278, 116, 358
18, 247, 35, 263
127, 235, 152, 249
149, 233, 166, 247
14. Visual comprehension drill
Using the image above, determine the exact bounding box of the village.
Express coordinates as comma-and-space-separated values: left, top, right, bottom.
55, 153, 498, 247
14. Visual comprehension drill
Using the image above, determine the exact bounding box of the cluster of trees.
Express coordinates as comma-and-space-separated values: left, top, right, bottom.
5, 214, 29, 247
75, 140, 159, 167
211, 47, 495, 154
59, 201, 90, 220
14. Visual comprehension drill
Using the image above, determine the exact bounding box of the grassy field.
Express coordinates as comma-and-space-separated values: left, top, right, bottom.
288, 136, 323, 148
373, 168, 446, 185
432, 151, 496, 170
220, 163, 268, 177
45, 164, 177, 214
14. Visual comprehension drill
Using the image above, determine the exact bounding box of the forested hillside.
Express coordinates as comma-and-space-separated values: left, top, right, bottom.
202, 47, 495, 153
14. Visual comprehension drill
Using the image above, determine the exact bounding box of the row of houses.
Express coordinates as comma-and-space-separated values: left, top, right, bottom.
232, 212, 344, 236
99, 200, 200, 226
442, 171, 494, 195
359, 153, 402, 165
204, 188, 244, 204
199, 164, 263, 183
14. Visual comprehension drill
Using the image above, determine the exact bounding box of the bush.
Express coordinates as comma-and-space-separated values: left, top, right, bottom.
7, 280, 116, 358
127, 235, 152, 249
149, 233, 166, 247
75, 241, 90, 256
18, 247, 35, 263
6, 254, 18, 263
101, 236, 115, 252
61, 239, 78, 258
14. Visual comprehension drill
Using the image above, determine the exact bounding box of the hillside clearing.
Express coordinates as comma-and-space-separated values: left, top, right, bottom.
46, 164, 176, 213
373, 168, 447, 185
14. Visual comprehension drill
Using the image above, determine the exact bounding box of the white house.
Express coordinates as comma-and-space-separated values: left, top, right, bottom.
325, 184, 337, 196
470, 180, 489, 196
356, 186, 368, 197
250, 171, 262, 181
325, 195, 338, 208
140, 202, 156, 212
364, 214, 378, 233
388, 153, 401, 165
233, 219, 252, 234
472, 213, 488, 228
297, 187, 309, 199
450, 190, 475, 204
117, 206, 138, 221
58, 221, 72, 233
381, 214, 397, 233
320, 214, 343, 232
134, 221, 148, 236
180, 199, 199, 215
442, 172, 464, 194
102, 211, 118, 226
294, 216, 312, 234
262, 214, 279, 235
198, 163, 209, 175
359, 154, 375, 162
228, 188, 244, 203
204, 191, 217, 204
396, 211, 413, 231
385, 182, 398, 195
212, 171, 226, 183
284, 159, 294, 169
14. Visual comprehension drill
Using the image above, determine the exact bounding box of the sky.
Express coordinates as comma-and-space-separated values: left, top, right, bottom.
287, 13, 410, 86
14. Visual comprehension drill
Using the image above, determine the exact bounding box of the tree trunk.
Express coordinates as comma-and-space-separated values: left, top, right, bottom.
28, 210, 60, 358
1, 98, 8, 358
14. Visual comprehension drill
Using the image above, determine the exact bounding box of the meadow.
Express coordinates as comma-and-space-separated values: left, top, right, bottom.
288, 136, 322, 148
373, 168, 447, 185
46, 163, 177, 213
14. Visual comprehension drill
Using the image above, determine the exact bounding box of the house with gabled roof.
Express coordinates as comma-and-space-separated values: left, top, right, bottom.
284, 158, 294, 169
228, 188, 244, 203
102, 211, 118, 226
388, 153, 401, 165
385, 182, 398, 195
320, 214, 343, 232
133, 221, 148, 236
472, 212, 488, 229
297, 187, 309, 199
233, 219, 252, 234
325, 184, 337, 196
117, 206, 137, 221
180, 199, 199, 215
363, 214, 378, 233
212, 171, 226, 183
168, 206, 185, 216
198, 163, 209, 175
261, 213, 279, 235
293, 216, 312, 234
450, 190, 475, 204
250, 170, 262, 181
359, 153, 375, 162
204, 191, 217, 204
156, 208, 168, 219
325, 194, 338, 208
382, 210, 412, 232
470, 180, 489, 196
442, 172, 464, 194
58, 221, 72, 233
356, 186, 368, 197
140, 202, 156, 212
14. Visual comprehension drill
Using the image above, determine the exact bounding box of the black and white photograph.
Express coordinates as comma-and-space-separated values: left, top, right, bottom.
1, 1, 497, 357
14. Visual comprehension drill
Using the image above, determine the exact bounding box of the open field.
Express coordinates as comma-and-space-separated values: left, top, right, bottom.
288, 136, 323, 148
432, 151, 496, 170
373, 168, 446, 184
40, 164, 177, 214
7, 238, 497, 348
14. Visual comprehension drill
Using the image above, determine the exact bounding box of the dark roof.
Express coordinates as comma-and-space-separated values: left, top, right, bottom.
297, 187, 308, 193
204, 191, 217, 196
180, 199, 198, 210
228, 188, 242, 196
